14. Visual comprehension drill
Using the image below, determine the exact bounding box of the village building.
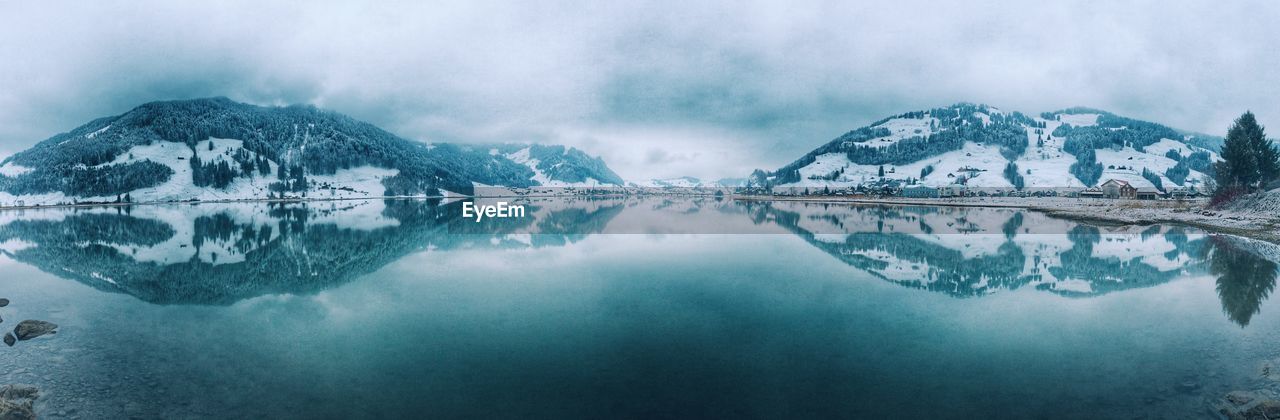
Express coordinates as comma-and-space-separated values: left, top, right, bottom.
1100, 179, 1137, 199
1079, 187, 1105, 199
939, 184, 966, 198
1135, 187, 1162, 200
902, 184, 939, 198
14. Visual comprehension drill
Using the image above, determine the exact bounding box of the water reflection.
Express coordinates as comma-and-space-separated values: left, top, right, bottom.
740, 200, 1213, 297
1206, 236, 1279, 326
0, 196, 1277, 327
0, 198, 625, 305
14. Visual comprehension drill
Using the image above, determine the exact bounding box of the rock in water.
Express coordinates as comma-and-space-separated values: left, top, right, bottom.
12, 321, 57, 341
0, 298, 8, 307
1, 333, 11, 347
0, 384, 37, 420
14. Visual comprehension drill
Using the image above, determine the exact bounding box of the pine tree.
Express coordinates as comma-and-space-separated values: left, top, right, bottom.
1215, 111, 1280, 194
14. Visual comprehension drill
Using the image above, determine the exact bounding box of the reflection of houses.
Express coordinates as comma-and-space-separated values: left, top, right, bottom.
1079, 187, 1104, 199
1135, 187, 1161, 200
1100, 179, 1136, 199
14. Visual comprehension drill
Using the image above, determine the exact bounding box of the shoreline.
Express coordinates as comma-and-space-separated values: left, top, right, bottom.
733, 194, 1280, 244
0, 195, 451, 212
0, 191, 660, 212
4, 192, 1276, 243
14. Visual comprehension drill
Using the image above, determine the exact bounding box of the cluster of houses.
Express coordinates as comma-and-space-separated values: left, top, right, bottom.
758, 177, 1207, 200
1077, 179, 1205, 200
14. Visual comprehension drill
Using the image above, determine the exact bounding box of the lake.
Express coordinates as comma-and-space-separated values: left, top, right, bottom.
0, 196, 1277, 419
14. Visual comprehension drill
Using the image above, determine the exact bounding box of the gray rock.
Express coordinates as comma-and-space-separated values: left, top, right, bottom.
0, 298, 8, 307
12, 321, 56, 341
1228, 391, 1256, 405
0, 385, 36, 401
1243, 400, 1280, 419
0, 384, 37, 420
1217, 390, 1280, 420
2, 334, 11, 347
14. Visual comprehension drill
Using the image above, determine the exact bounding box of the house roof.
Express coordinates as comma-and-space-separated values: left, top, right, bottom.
1135, 187, 1161, 194
1100, 179, 1131, 187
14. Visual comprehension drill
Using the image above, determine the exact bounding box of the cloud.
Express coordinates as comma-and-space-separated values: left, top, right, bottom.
2, 1, 1278, 180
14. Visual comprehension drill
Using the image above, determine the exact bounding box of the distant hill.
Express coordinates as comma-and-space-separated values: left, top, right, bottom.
629, 176, 743, 188
0, 97, 623, 206
749, 103, 1222, 192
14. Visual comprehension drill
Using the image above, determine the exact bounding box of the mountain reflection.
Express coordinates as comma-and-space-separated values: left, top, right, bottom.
0, 196, 1277, 327
0, 198, 626, 305
739, 200, 1213, 298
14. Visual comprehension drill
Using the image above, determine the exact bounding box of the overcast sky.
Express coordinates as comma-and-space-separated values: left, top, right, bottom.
2, 1, 1278, 181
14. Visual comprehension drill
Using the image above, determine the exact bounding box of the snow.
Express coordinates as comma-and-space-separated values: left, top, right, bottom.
973, 112, 991, 126
90, 272, 118, 285
859, 117, 938, 148
85, 125, 111, 139
0, 162, 32, 177
1057, 113, 1100, 127
0, 239, 35, 253
504, 146, 608, 187
1, 138, 402, 206
761, 198, 1206, 295
1144, 139, 1193, 159
33, 199, 401, 267
1094, 146, 1208, 190
784, 141, 1014, 189
305, 199, 399, 230
783, 113, 1217, 190
633, 177, 706, 188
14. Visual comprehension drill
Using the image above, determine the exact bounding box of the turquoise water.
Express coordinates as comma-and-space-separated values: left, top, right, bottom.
0, 197, 1277, 418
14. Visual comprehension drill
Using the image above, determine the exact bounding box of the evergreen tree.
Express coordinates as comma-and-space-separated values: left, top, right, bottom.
1215, 111, 1280, 194
1141, 167, 1163, 191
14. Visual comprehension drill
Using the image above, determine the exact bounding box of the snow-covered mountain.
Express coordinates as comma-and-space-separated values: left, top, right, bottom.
628, 176, 745, 188
485, 144, 624, 187
0, 98, 623, 206
750, 104, 1223, 192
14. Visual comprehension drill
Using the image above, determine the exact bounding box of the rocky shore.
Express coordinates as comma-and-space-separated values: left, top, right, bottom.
0, 296, 57, 420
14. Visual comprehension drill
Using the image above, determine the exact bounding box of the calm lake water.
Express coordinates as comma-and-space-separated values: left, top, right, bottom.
1, 196, 1278, 419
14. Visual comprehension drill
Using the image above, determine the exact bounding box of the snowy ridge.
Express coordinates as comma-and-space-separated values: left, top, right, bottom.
628, 176, 743, 188
503, 146, 608, 187
755, 104, 1222, 193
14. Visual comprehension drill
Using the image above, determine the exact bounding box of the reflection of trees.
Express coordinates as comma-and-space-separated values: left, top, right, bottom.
0, 198, 626, 305
741, 201, 1208, 298
1207, 236, 1278, 327
0, 212, 175, 247
742, 201, 1028, 297
1044, 225, 1185, 296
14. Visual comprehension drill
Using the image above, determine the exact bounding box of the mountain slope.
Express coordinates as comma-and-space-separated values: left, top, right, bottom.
488, 143, 624, 186
751, 103, 1222, 192
0, 98, 623, 205
628, 176, 744, 188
